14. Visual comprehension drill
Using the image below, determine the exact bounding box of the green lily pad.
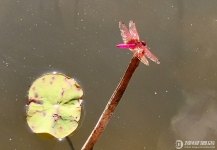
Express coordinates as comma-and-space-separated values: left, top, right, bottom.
26, 73, 83, 138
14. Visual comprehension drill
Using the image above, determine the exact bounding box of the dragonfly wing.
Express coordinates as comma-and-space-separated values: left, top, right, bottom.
138, 55, 149, 66
129, 20, 140, 41
133, 48, 149, 66
119, 21, 133, 44
142, 45, 160, 64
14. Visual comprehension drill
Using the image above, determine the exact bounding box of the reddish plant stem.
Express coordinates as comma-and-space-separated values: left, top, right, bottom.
81, 56, 140, 150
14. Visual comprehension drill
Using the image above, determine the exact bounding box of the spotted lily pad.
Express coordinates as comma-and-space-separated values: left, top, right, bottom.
26, 73, 83, 138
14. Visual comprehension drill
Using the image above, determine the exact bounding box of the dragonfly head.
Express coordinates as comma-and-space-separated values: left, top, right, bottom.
141, 41, 146, 46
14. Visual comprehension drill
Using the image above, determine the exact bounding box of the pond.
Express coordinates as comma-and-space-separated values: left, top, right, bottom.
0, 0, 217, 150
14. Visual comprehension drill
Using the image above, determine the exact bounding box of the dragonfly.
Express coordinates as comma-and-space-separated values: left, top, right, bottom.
116, 20, 160, 66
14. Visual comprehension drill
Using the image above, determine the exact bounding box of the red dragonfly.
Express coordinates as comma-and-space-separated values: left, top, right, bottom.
116, 20, 160, 65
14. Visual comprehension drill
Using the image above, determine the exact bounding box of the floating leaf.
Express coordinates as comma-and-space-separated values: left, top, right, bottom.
26, 73, 83, 138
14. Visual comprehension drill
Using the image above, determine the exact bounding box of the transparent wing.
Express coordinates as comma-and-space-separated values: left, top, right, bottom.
142, 45, 160, 64
133, 48, 149, 66
119, 21, 133, 44
129, 20, 140, 41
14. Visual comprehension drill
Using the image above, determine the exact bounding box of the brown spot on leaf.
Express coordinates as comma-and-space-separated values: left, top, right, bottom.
28, 99, 43, 105
52, 76, 55, 80
75, 83, 81, 91
52, 114, 62, 122
50, 81, 53, 84
32, 87, 35, 90
61, 88, 64, 97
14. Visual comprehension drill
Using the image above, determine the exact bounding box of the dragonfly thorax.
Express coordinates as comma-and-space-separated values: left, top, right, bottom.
134, 41, 146, 48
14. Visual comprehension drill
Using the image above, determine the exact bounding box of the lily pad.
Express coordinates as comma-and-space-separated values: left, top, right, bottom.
26, 73, 83, 138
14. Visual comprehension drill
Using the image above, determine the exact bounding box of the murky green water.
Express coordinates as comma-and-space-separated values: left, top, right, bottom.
0, 0, 217, 150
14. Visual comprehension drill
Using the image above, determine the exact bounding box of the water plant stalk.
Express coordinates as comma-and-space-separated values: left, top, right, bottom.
81, 56, 140, 150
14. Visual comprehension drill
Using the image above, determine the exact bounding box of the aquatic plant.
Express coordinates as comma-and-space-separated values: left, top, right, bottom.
26, 73, 83, 139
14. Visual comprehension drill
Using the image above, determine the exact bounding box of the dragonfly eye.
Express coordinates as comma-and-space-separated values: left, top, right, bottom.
141, 41, 146, 46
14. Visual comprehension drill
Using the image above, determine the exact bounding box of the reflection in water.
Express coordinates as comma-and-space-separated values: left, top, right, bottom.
158, 89, 217, 150
171, 89, 217, 140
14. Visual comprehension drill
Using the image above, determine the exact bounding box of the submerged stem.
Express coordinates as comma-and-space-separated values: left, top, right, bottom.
66, 136, 75, 150
81, 56, 140, 150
